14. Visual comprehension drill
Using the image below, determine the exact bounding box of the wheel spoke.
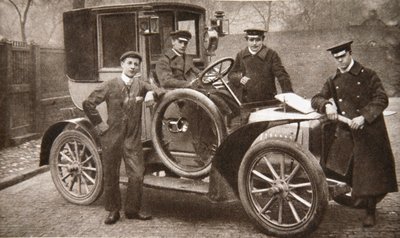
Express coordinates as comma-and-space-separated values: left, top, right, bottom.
252, 170, 274, 184
69, 177, 76, 191
288, 200, 301, 222
252, 187, 277, 194
285, 163, 301, 183
57, 164, 70, 168
79, 144, 86, 162
263, 156, 280, 180
82, 166, 97, 172
61, 172, 72, 182
74, 140, 80, 162
280, 155, 285, 179
60, 151, 74, 163
82, 171, 95, 184
289, 191, 312, 208
260, 196, 277, 213
81, 175, 90, 194
81, 155, 93, 165
77, 175, 82, 195
65, 143, 77, 161
289, 182, 311, 189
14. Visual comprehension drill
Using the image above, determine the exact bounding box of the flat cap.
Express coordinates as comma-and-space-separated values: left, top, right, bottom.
170, 30, 192, 41
244, 28, 267, 37
327, 41, 353, 57
120, 51, 142, 62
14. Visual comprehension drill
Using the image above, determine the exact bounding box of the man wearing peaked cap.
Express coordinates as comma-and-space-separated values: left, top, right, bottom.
311, 41, 397, 228
83, 51, 165, 225
170, 30, 192, 42
228, 28, 293, 103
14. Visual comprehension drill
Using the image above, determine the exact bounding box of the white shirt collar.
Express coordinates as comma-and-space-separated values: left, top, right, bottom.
121, 73, 132, 85
248, 47, 261, 55
339, 59, 354, 73
172, 48, 182, 57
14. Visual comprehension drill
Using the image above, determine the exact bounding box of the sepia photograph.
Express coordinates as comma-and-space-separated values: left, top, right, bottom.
0, 0, 399, 237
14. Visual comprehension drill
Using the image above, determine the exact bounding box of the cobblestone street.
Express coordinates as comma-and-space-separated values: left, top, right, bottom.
0, 139, 41, 180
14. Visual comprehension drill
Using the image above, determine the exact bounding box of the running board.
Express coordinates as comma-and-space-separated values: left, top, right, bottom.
120, 175, 209, 195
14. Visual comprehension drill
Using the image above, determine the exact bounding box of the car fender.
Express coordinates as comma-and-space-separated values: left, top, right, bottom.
39, 118, 101, 166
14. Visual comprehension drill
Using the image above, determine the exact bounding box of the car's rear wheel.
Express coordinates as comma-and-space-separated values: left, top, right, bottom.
49, 130, 103, 205
238, 139, 329, 237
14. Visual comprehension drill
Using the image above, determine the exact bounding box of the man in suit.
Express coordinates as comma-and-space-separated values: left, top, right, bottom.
83, 51, 164, 225
228, 29, 293, 103
311, 41, 397, 227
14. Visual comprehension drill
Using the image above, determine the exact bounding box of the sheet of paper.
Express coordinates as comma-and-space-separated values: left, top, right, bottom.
274, 93, 315, 114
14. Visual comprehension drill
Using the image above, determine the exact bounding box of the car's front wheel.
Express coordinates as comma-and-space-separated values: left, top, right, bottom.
238, 139, 329, 237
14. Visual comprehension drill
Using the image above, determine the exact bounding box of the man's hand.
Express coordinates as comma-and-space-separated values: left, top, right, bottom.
95, 121, 109, 135
350, 115, 365, 130
240, 76, 251, 85
325, 104, 338, 121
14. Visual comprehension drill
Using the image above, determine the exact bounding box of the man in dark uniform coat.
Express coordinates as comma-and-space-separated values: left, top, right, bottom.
228, 29, 293, 103
83, 51, 164, 225
311, 41, 398, 227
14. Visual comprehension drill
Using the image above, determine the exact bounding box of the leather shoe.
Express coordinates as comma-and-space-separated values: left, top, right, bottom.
125, 211, 152, 220
104, 211, 120, 225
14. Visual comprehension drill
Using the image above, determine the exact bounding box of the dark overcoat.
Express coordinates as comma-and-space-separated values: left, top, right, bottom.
311, 61, 398, 197
155, 49, 200, 88
83, 76, 163, 212
228, 45, 293, 103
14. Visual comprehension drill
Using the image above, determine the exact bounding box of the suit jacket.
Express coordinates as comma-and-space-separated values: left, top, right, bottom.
228, 45, 293, 102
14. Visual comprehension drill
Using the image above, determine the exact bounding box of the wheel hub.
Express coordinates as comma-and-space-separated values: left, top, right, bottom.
273, 179, 290, 197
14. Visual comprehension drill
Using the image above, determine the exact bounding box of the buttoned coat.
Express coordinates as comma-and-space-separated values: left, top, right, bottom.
155, 49, 200, 88
311, 61, 397, 197
228, 45, 293, 103
83, 76, 163, 213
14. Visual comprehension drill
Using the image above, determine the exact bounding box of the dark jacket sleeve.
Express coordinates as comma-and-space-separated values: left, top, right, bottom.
359, 70, 388, 123
271, 51, 293, 93
228, 52, 244, 87
155, 56, 191, 88
311, 79, 333, 113
141, 80, 166, 99
82, 82, 108, 126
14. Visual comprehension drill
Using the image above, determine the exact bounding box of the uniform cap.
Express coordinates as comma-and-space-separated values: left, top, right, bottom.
170, 30, 192, 41
244, 28, 267, 37
327, 41, 353, 57
120, 51, 142, 62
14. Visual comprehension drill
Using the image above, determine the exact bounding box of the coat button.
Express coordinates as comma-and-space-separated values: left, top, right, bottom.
342, 111, 346, 115
356, 109, 360, 112
357, 82, 361, 85
356, 95, 360, 98
336, 86, 339, 89
339, 99, 343, 102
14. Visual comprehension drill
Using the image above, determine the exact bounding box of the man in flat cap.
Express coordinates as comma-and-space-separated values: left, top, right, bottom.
311, 41, 397, 227
83, 51, 164, 225
228, 29, 293, 103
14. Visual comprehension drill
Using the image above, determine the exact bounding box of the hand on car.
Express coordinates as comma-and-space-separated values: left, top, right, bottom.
240, 76, 251, 85
350, 115, 365, 130
325, 104, 338, 121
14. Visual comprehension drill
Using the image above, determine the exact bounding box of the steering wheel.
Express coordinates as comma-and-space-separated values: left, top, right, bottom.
198, 57, 234, 84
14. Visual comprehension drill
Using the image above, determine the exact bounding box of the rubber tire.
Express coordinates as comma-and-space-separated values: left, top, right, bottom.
238, 139, 329, 238
50, 130, 103, 205
151, 89, 227, 178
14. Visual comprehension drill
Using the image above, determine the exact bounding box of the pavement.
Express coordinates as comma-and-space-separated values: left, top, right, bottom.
0, 139, 47, 190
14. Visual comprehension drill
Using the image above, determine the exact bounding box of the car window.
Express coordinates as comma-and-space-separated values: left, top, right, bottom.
98, 12, 137, 68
